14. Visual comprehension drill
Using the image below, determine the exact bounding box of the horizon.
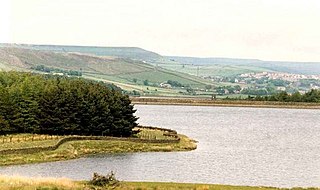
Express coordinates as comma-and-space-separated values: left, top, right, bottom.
1, 0, 320, 62
2, 42, 320, 63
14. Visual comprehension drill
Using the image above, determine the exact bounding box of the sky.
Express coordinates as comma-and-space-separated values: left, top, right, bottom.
1, 0, 320, 61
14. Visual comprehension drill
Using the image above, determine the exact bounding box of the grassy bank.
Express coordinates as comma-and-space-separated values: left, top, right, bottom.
121, 182, 318, 190
0, 128, 197, 166
0, 175, 318, 190
131, 97, 320, 109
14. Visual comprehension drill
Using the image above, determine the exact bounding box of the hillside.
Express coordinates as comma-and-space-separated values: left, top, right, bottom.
0, 47, 210, 96
164, 56, 320, 76
0, 43, 162, 62
3, 43, 320, 77
2, 43, 320, 97
0, 47, 152, 74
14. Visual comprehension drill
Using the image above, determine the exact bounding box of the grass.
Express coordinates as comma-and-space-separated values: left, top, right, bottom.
0, 134, 63, 150
0, 47, 155, 76
0, 175, 83, 190
0, 139, 60, 150
117, 182, 319, 190
1, 44, 161, 60
84, 73, 210, 97
1, 46, 246, 98
0, 129, 197, 166
0, 46, 215, 97
0, 47, 210, 90
135, 129, 176, 140
84, 65, 211, 88
0, 176, 318, 190
157, 62, 273, 77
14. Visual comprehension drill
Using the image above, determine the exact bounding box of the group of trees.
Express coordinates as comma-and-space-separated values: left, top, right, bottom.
167, 80, 183, 87
241, 88, 269, 95
215, 85, 241, 94
0, 72, 138, 136
249, 89, 320, 102
31, 65, 82, 76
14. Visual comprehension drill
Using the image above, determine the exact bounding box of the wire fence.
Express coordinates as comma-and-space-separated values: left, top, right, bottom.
0, 134, 64, 144
0, 126, 180, 145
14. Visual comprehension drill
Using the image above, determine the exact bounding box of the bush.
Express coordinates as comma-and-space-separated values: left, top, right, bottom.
89, 171, 119, 187
143, 79, 149, 86
167, 80, 183, 87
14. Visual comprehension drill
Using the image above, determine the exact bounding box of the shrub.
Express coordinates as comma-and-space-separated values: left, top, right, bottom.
89, 171, 119, 187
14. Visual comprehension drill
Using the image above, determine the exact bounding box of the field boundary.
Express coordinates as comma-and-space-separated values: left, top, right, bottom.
0, 126, 180, 155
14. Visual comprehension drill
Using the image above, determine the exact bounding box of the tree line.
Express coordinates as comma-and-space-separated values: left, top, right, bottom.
247, 89, 320, 102
31, 65, 82, 76
0, 72, 138, 136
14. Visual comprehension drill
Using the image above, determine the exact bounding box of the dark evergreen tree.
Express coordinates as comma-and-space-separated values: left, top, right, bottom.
0, 71, 138, 137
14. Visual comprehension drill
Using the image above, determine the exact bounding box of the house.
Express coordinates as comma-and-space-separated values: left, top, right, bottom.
160, 83, 172, 88
277, 86, 286, 91
52, 72, 64, 76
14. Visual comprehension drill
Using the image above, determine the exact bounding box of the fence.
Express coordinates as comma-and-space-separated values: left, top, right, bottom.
0, 126, 180, 155
1, 135, 62, 143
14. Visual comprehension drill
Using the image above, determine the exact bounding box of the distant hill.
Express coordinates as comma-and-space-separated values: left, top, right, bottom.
166, 56, 262, 65
0, 46, 210, 95
0, 43, 162, 62
165, 56, 320, 75
1, 43, 320, 97
0, 47, 154, 74
3, 43, 320, 76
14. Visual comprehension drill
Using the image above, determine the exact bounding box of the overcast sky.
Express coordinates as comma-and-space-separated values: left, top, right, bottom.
1, 0, 320, 61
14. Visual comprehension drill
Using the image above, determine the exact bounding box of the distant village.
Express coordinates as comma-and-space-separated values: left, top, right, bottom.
204, 72, 320, 95
239, 72, 320, 82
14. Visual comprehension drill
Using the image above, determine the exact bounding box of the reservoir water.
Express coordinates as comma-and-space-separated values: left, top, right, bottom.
0, 105, 319, 187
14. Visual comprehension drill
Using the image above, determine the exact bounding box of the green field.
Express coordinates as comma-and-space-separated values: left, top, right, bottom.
0, 47, 154, 74
0, 47, 214, 97
156, 62, 273, 77
0, 45, 279, 98
2, 44, 320, 98
0, 134, 63, 151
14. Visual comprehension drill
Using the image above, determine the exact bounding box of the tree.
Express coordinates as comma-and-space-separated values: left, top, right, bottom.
303, 89, 320, 102
290, 91, 302, 102
167, 80, 183, 87
0, 115, 10, 135
0, 72, 138, 137
205, 85, 212, 90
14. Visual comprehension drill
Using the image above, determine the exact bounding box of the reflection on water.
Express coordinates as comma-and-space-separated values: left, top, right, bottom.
0, 105, 319, 187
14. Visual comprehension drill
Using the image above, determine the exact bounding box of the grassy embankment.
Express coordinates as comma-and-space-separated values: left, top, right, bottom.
131, 97, 320, 109
0, 127, 197, 166
0, 175, 318, 190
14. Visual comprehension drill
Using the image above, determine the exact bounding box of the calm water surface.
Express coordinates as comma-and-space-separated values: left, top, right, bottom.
0, 105, 319, 187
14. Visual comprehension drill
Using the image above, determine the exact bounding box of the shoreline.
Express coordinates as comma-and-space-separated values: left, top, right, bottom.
131, 97, 320, 109
0, 127, 197, 166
